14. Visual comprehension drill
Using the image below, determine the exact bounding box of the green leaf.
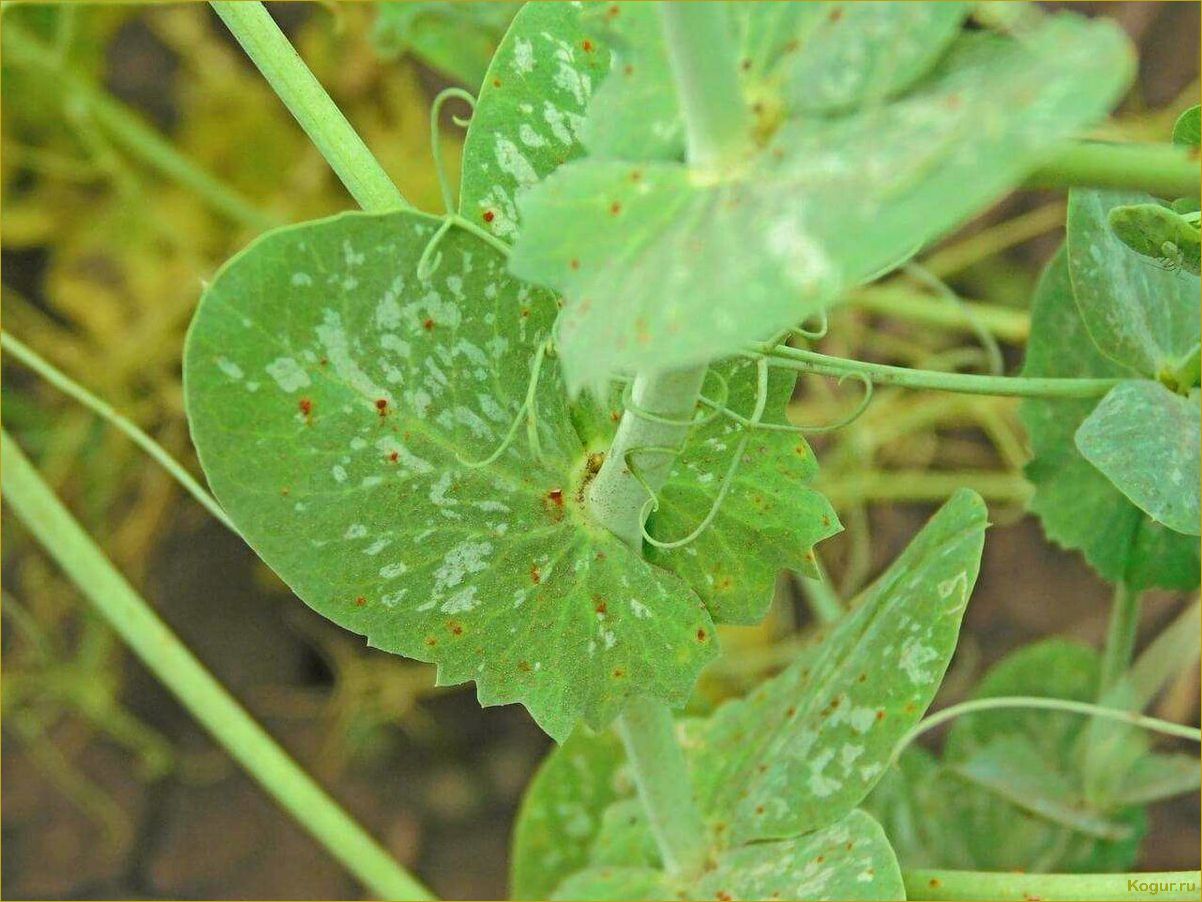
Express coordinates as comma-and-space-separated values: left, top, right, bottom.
1019, 249, 1201, 589
581, 2, 969, 160
692, 810, 905, 902
689, 490, 986, 844
1107, 202, 1201, 277
371, 1, 521, 89
458, 1, 609, 239
1172, 104, 1201, 149
510, 14, 1133, 390
588, 798, 660, 868
1075, 381, 1201, 537
647, 359, 841, 624
1108, 752, 1202, 807
510, 729, 629, 899
184, 209, 718, 741
1067, 189, 1201, 376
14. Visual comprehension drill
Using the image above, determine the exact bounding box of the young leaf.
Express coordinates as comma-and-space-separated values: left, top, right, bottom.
1067, 189, 1201, 376
510, 729, 628, 900
1019, 249, 1201, 589
510, 13, 1134, 390
1075, 381, 1201, 537
691, 809, 905, 902
688, 489, 987, 845
1108, 752, 1202, 807
184, 210, 718, 741
1107, 202, 1201, 277
458, 2, 609, 238
1172, 103, 1201, 149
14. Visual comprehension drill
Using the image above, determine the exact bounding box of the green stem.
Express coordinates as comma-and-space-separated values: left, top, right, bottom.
658, 1, 749, 172
761, 344, 1120, 399
210, 1, 407, 214
905, 869, 1201, 901
1, 20, 275, 231
1025, 141, 1200, 199
1099, 582, 1141, 695
1, 433, 434, 901
818, 470, 1031, 506
614, 696, 710, 877
2, 331, 234, 531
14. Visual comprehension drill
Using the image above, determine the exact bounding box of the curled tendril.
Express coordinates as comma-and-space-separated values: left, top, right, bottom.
697, 366, 874, 435
635, 358, 771, 551
416, 217, 455, 281
620, 368, 730, 429
430, 87, 477, 215
792, 309, 829, 341
455, 340, 550, 468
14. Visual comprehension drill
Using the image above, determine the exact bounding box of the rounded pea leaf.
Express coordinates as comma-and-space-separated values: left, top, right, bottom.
183, 210, 718, 742
1075, 381, 1201, 537
458, 1, 609, 239
1172, 104, 1201, 149
1019, 248, 1200, 589
689, 489, 987, 845
510, 14, 1134, 390
1067, 189, 1201, 376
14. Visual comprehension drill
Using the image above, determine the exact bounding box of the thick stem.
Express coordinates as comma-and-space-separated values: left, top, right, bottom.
762, 344, 1121, 399
1099, 582, 1141, 695
1, 435, 433, 901
1025, 141, 1200, 199
658, 2, 749, 173
614, 696, 710, 877
904, 869, 1201, 901
2, 21, 275, 230
210, 1, 407, 213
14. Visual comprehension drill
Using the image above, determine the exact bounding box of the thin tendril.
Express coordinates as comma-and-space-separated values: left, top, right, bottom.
620, 368, 728, 428
429, 87, 476, 215
416, 217, 454, 281
903, 261, 1004, 376
455, 341, 548, 468
698, 371, 873, 434
639, 358, 771, 550
792, 309, 829, 341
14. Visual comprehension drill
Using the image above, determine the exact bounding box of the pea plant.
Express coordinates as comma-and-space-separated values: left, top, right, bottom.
4, 2, 1201, 900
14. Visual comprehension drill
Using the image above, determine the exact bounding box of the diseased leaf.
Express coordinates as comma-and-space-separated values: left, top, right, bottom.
510, 13, 1133, 390
459, 1, 609, 239
184, 210, 720, 741
371, 1, 521, 89
1019, 249, 1201, 589
1067, 189, 1201, 376
1075, 381, 1201, 537
510, 729, 629, 900
692, 810, 905, 902
688, 490, 986, 844
1173, 104, 1201, 149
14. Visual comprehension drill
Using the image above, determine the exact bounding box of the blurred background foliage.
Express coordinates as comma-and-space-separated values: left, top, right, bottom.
0, 2, 1198, 898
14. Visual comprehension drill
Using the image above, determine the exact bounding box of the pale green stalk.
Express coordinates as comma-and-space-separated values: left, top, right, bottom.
846, 287, 1030, 343
1026, 141, 1200, 198
210, 1, 407, 213
2, 434, 434, 901
1099, 582, 1141, 695
2, 331, 234, 531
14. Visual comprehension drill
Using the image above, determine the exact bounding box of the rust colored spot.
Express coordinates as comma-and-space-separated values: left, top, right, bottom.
610, 201, 622, 215
280, 486, 291, 496
740, 58, 752, 71
904, 701, 917, 713
786, 706, 797, 717
547, 488, 564, 506
448, 621, 464, 636
492, 78, 502, 88
422, 318, 435, 331
607, 3, 620, 14
520, 307, 531, 318
821, 514, 831, 527
845, 842, 854, 851
755, 805, 765, 815
612, 667, 625, 678
816, 855, 826, 864
581, 39, 594, 52
376, 398, 389, 417
388, 451, 400, 463
929, 879, 943, 889
716, 893, 733, 902
299, 397, 313, 417
857, 672, 867, 683
424, 636, 437, 647
595, 599, 607, 615
875, 709, 887, 721
354, 596, 367, 607
610, 410, 621, 422
696, 628, 707, 642
630, 169, 642, 182
319, 356, 329, 366
784, 37, 800, 52
569, 258, 581, 270
518, 660, 532, 672
483, 210, 495, 223
828, 7, 843, 22
623, 64, 634, 76
530, 565, 541, 584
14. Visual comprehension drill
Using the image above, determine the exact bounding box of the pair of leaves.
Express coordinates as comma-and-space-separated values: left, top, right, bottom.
502, 3, 1134, 391
512, 491, 987, 899
1020, 191, 1200, 589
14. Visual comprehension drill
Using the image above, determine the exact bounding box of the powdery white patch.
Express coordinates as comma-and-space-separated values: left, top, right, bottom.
216, 357, 244, 381
518, 123, 547, 148
344, 523, 368, 539
629, 599, 652, 619
315, 309, 390, 403
898, 637, 939, 684
494, 137, 538, 187
332, 464, 348, 483
291, 272, 313, 287
363, 538, 391, 556
266, 357, 310, 392
512, 36, 535, 73
433, 540, 494, 595
379, 561, 408, 579
441, 585, 480, 614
